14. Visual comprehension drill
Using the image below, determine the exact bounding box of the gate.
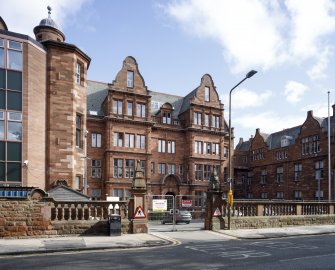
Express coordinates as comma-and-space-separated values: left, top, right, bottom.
146, 194, 205, 232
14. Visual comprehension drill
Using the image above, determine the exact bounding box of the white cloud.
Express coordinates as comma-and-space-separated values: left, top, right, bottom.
301, 101, 331, 118
221, 88, 273, 109
284, 81, 309, 103
162, 0, 335, 75
235, 111, 305, 135
307, 47, 332, 80
1, 0, 91, 37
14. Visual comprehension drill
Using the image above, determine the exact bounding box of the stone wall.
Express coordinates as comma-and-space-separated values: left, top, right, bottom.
226, 215, 335, 230
0, 198, 130, 238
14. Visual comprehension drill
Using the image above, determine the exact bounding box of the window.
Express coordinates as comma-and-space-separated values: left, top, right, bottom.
195, 191, 203, 207
0, 40, 22, 184
276, 192, 284, 199
276, 167, 284, 183
7, 112, 22, 141
158, 163, 166, 174
75, 176, 81, 190
7, 40, 22, 71
91, 133, 101, 148
113, 99, 123, 115
204, 114, 209, 126
91, 160, 101, 178
302, 135, 320, 155
137, 103, 146, 118
136, 134, 145, 149
276, 150, 288, 160
76, 114, 81, 148
294, 191, 302, 200
113, 189, 124, 200
253, 148, 264, 160
125, 133, 135, 148
158, 139, 165, 153
113, 159, 123, 178
91, 189, 102, 200
204, 142, 211, 154
163, 112, 171, 124
127, 101, 133, 116
194, 112, 202, 125
151, 162, 154, 173
294, 164, 302, 181
315, 190, 324, 199
167, 164, 175, 174
260, 169, 267, 184
127, 70, 134, 88
139, 160, 146, 174
247, 172, 253, 185
0, 111, 4, 139
75, 63, 81, 84
315, 161, 323, 180
212, 143, 220, 155
195, 141, 203, 154
205, 86, 210, 102
113, 132, 123, 147
195, 164, 203, 180
125, 159, 135, 178
212, 115, 220, 128
167, 140, 175, 153
179, 164, 183, 175
224, 147, 228, 158
261, 192, 268, 199
204, 165, 211, 180
0, 39, 4, 68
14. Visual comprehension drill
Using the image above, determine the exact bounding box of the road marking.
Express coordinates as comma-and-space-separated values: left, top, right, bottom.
280, 252, 335, 262
249, 241, 318, 250
185, 244, 271, 260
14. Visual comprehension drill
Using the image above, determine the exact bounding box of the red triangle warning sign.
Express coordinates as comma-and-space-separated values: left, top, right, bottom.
134, 206, 146, 219
213, 207, 221, 217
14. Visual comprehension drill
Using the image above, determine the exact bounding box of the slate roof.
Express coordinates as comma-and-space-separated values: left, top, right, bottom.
87, 80, 109, 116
48, 185, 90, 201
149, 91, 184, 117
236, 140, 251, 151
179, 88, 198, 115
265, 125, 301, 149
87, 80, 197, 118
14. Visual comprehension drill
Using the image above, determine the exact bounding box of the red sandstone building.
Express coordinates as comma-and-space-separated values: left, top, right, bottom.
0, 11, 230, 203
234, 108, 335, 201
1, 10, 333, 203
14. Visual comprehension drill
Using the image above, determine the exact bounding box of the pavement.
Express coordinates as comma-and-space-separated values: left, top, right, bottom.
0, 225, 334, 256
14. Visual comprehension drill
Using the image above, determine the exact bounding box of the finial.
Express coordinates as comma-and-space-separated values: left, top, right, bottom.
47, 6, 52, 17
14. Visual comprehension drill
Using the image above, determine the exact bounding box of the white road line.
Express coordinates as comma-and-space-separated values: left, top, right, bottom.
280, 253, 335, 262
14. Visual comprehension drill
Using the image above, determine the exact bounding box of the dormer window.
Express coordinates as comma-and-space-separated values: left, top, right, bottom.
205, 86, 210, 102
163, 112, 171, 124
127, 70, 134, 88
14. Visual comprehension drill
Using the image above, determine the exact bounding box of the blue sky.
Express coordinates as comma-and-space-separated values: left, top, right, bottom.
2, 0, 335, 142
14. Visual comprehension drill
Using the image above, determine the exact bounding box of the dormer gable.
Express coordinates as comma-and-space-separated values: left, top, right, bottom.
300, 110, 323, 136
110, 56, 148, 95
179, 74, 221, 115
192, 74, 220, 104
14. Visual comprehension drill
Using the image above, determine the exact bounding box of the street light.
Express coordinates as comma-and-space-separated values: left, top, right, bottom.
227, 70, 257, 229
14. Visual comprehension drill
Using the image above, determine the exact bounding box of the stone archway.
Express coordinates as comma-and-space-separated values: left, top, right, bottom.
161, 174, 180, 195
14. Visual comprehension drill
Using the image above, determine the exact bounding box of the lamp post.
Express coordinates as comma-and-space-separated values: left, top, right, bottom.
228, 70, 257, 229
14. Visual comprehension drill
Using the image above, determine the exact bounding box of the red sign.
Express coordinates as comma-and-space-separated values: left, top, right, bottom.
181, 200, 192, 208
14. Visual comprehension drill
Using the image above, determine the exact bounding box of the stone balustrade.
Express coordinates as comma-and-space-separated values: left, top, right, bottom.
222, 200, 335, 217
51, 200, 128, 221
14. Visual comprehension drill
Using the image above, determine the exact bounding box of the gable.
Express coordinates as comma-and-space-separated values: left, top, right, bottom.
110, 56, 148, 95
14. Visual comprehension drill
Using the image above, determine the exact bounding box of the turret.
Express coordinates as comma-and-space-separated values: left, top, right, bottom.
33, 6, 65, 42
